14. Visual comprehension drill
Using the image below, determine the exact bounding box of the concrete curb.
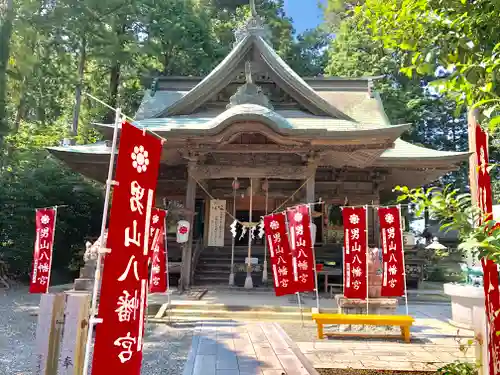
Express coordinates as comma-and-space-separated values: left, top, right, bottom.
273, 322, 321, 375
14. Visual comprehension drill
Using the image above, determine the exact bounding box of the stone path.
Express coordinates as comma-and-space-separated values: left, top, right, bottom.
182, 320, 316, 375
282, 304, 476, 372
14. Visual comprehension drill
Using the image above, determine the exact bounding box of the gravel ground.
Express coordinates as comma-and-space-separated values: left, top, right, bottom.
279, 322, 400, 343
0, 287, 193, 375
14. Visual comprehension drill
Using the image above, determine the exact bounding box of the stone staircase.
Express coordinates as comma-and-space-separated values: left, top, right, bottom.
194, 244, 343, 286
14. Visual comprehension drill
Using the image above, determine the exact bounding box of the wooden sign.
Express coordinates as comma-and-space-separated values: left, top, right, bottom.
33, 293, 65, 375
57, 294, 90, 375
207, 200, 226, 247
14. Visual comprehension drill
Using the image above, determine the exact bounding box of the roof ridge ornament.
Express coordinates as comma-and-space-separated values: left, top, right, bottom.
234, 0, 272, 46
227, 60, 273, 110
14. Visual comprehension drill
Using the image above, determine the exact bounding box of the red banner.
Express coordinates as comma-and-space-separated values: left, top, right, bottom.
30, 208, 57, 294
378, 206, 405, 297
150, 209, 167, 293
287, 205, 316, 293
264, 213, 295, 296
341, 206, 368, 299
476, 123, 500, 374
92, 122, 162, 375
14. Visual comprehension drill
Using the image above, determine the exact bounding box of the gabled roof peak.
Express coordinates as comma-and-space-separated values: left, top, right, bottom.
234, 0, 271, 46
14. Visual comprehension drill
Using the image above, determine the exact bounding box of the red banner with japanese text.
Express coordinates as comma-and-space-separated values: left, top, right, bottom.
476, 123, 500, 375
264, 213, 295, 296
92, 122, 162, 375
150, 209, 167, 293
287, 205, 316, 293
377, 206, 405, 297
29, 208, 57, 293
341, 206, 368, 299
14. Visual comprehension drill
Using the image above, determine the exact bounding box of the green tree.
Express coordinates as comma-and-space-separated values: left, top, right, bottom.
325, 15, 470, 189
355, 0, 500, 133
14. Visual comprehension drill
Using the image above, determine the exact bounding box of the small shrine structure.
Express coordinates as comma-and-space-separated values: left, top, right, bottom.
48, 4, 468, 289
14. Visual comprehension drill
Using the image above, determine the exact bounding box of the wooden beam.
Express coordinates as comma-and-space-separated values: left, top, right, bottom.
185, 144, 322, 153
189, 165, 314, 180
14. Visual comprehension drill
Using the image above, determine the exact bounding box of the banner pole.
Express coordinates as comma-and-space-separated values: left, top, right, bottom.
262, 178, 269, 283
229, 179, 236, 286
47, 206, 58, 294
308, 204, 320, 312
365, 205, 369, 316
399, 204, 409, 316
82, 108, 121, 375
296, 292, 304, 327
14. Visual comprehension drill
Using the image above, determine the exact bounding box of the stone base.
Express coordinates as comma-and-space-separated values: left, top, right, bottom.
444, 283, 485, 330
334, 295, 399, 331
74, 278, 94, 291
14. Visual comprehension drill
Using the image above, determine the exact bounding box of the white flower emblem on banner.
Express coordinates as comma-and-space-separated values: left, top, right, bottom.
131, 145, 149, 173
293, 212, 303, 223
349, 214, 359, 225
152, 214, 159, 224
270, 220, 280, 230
385, 213, 395, 224
41, 215, 50, 225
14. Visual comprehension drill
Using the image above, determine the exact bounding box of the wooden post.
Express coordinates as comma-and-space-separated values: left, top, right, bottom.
57, 293, 90, 375
182, 168, 197, 290
33, 293, 65, 375
468, 108, 480, 206
467, 108, 489, 375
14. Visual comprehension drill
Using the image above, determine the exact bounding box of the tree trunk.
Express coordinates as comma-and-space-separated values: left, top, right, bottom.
0, 0, 15, 144
13, 77, 27, 133
71, 36, 86, 138
104, 23, 125, 124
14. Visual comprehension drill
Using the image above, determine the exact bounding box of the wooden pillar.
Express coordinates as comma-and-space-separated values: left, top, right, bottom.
181, 167, 197, 290
468, 108, 480, 207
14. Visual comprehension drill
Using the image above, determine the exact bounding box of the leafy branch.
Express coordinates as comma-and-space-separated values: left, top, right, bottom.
395, 185, 500, 262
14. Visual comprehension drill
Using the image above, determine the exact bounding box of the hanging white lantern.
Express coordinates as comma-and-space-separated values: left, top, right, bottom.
176, 220, 190, 243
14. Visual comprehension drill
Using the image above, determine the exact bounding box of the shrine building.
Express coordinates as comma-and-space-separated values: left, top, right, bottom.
48, 6, 468, 289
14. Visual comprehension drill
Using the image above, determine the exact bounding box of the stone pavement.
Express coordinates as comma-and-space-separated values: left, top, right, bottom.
290, 304, 476, 371
182, 320, 317, 375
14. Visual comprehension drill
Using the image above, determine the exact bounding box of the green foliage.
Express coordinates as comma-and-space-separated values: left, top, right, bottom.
325, 13, 470, 189
395, 185, 500, 262
436, 361, 477, 375
354, 0, 500, 134
0, 146, 104, 281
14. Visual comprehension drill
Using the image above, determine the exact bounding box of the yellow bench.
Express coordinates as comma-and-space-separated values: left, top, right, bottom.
311, 313, 414, 343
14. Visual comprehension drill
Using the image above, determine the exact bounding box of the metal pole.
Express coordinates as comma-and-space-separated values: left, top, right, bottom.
262, 178, 269, 283
82, 108, 121, 375
46, 206, 58, 293
399, 204, 410, 316
229, 179, 237, 286
308, 204, 320, 311
365, 205, 369, 316
296, 292, 304, 327
244, 179, 254, 289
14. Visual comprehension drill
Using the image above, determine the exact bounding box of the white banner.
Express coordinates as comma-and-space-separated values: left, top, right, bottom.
208, 200, 226, 247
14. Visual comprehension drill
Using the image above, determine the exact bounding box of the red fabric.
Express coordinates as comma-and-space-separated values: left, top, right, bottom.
287, 205, 316, 293
377, 206, 405, 297
264, 213, 295, 296
476, 123, 500, 374
149, 209, 167, 293
341, 206, 368, 299
29, 208, 57, 294
92, 122, 162, 375
316, 264, 324, 272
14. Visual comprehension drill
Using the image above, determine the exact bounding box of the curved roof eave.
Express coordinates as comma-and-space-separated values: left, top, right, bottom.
154, 35, 354, 120
376, 139, 470, 166
92, 104, 410, 141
